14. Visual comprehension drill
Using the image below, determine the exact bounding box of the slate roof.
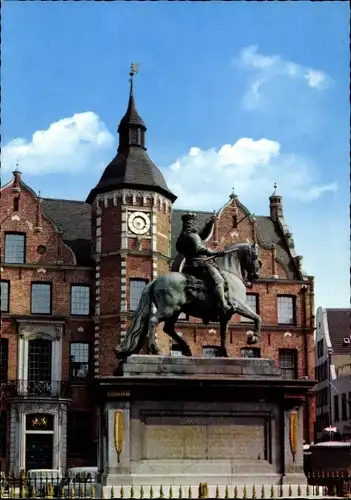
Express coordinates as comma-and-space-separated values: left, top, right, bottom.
42, 198, 92, 266
255, 216, 297, 279
86, 87, 176, 204
41, 198, 298, 279
326, 308, 351, 355
118, 94, 146, 130
87, 147, 177, 203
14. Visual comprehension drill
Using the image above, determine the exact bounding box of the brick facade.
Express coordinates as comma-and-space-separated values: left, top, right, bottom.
0, 86, 316, 473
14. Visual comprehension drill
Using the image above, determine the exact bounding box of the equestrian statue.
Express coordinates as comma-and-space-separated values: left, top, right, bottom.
114, 212, 262, 360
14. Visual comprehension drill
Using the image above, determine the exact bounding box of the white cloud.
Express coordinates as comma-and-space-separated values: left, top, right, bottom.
2, 112, 114, 175
164, 137, 337, 211
234, 45, 331, 110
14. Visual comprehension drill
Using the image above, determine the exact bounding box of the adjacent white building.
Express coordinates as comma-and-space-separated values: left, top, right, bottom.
314, 307, 351, 441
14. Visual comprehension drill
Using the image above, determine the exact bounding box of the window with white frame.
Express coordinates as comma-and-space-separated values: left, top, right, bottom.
28, 339, 52, 383
70, 342, 90, 381
71, 285, 90, 315
4, 233, 26, 263
279, 349, 297, 379
0, 281, 10, 312
277, 295, 296, 325
31, 283, 52, 314
130, 279, 148, 311
240, 293, 259, 322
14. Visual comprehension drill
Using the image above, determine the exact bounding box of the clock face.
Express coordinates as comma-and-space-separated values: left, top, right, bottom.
128, 211, 151, 235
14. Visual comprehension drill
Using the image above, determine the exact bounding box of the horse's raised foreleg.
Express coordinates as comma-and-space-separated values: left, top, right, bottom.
219, 314, 231, 357
164, 314, 192, 356
233, 299, 261, 345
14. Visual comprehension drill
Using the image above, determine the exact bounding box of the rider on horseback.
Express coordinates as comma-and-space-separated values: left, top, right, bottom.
176, 212, 232, 314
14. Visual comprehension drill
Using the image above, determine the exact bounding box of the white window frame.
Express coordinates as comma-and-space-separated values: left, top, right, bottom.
71, 285, 90, 316
277, 295, 295, 325
0, 280, 10, 312
31, 283, 52, 315
240, 293, 259, 323
129, 279, 148, 311
4, 233, 26, 264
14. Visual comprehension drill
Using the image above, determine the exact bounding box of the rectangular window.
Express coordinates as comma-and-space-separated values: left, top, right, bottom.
31, 282, 52, 314
0, 412, 7, 458
129, 279, 148, 311
71, 285, 90, 316
333, 394, 339, 422
277, 295, 296, 325
341, 393, 347, 421
4, 233, 26, 263
0, 280, 10, 312
203, 346, 221, 358
67, 412, 92, 457
70, 343, 90, 381
279, 349, 297, 379
0, 339, 9, 383
28, 339, 52, 385
240, 293, 259, 323
241, 347, 261, 358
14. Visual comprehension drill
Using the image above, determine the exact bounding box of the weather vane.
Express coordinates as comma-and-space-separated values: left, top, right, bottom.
130, 62, 139, 76
129, 62, 139, 96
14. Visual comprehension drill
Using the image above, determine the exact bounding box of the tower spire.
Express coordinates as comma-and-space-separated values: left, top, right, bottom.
117, 62, 146, 152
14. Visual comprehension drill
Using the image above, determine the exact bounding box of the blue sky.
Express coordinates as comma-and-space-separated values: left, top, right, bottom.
2, 1, 350, 308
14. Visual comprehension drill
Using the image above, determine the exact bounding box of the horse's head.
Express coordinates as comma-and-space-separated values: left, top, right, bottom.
217, 243, 261, 285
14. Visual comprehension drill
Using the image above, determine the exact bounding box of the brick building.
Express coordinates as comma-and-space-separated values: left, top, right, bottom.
314, 307, 351, 441
0, 76, 316, 474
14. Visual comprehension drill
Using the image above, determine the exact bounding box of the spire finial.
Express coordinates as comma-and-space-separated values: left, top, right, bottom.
129, 62, 139, 97
272, 182, 278, 195
229, 186, 237, 199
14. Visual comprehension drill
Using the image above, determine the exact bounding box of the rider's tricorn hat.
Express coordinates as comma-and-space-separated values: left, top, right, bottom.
181, 212, 197, 223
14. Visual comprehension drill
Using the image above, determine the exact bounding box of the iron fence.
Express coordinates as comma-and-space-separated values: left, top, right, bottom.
1, 380, 71, 399
0, 473, 350, 499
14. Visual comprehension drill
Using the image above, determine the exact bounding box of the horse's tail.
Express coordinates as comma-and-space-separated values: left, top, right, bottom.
114, 282, 154, 360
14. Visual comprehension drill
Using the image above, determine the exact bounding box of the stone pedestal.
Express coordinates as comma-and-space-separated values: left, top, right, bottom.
96, 356, 314, 490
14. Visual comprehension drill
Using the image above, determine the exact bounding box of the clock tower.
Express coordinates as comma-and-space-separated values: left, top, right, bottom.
86, 66, 177, 376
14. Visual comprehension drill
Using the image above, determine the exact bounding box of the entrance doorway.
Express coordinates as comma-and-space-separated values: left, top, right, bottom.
25, 433, 53, 470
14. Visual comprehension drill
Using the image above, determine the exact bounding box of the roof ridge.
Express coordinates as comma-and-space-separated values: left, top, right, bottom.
43, 197, 87, 204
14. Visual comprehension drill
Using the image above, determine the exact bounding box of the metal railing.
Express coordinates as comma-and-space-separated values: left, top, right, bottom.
2, 380, 71, 399
0, 472, 350, 499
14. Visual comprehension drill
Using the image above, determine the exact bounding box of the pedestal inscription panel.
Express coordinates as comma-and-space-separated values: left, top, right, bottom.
142, 414, 266, 460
